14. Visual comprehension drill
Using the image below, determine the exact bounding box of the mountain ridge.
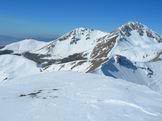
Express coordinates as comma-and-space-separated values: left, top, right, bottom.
1, 21, 162, 93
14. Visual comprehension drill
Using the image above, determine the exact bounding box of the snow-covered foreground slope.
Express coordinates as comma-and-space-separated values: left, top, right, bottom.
1, 39, 47, 53
0, 71, 161, 121
0, 55, 40, 81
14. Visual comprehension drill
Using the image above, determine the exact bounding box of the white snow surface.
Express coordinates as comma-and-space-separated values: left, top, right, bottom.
1, 39, 47, 53
0, 71, 161, 121
0, 55, 40, 81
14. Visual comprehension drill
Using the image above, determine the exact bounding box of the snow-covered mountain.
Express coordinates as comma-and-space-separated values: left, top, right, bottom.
36, 27, 108, 58
28, 22, 162, 75
1, 39, 48, 54
113, 22, 162, 62
0, 21, 162, 121
99, 22, 162, 93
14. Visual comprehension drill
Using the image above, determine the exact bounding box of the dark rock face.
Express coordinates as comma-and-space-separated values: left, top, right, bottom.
70, 37, 80, 44
117, 22, 162, 43
0, 50, 14, 55
87, 35, 118, 72
118, 22, 145, 37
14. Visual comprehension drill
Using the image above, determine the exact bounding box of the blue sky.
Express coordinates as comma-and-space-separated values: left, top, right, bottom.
0, 0, 162, 38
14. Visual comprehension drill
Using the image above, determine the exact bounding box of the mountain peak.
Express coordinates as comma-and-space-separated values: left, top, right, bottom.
115, 21, 162, 42
119, 21, 146, 32
72, 27, 89, 31
70, 27, 96, 35
126, 21, 145, 26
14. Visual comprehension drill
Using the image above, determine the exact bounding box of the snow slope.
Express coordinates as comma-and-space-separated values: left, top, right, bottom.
0, 71, 161, 121
36, 27, 108, 58
0, 55, 40, 82
101, 56, 162, 93
1, 39, 47, 53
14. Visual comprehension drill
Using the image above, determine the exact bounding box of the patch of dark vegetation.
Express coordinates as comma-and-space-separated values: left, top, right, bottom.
60, 53, 86, 63
13, 53, 22, 56
23, 51, 87, 69
23, 52, 53, 65
41, 53, 87, 68
0, 50, 14, 55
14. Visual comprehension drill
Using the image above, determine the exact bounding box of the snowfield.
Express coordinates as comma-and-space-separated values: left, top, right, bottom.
0, 55, 40, 81
0, 71, 162, 121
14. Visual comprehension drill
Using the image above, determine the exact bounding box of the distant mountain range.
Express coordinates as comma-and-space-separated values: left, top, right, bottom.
0, 35, 20, 45
0, 35, 59, 45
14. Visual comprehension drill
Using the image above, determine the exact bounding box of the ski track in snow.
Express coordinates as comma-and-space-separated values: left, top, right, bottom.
85, 99, 159, 117
102, 99, 159, 116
